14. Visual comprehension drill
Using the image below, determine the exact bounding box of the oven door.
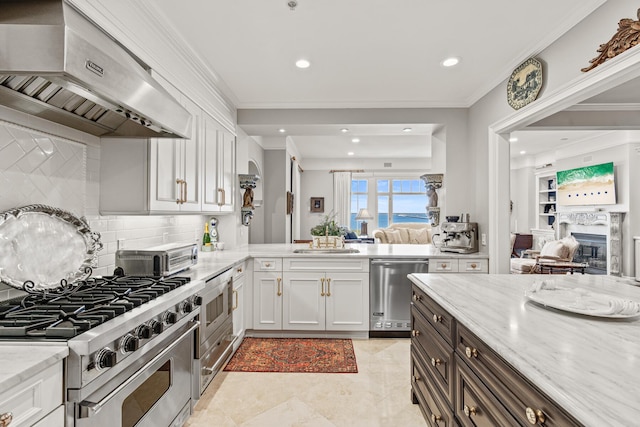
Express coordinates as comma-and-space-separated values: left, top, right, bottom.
200, 274, 232, 346
75, 321, 197, 427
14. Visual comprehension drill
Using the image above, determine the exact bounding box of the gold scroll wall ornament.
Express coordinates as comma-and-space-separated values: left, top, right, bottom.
582, 9, 640, 72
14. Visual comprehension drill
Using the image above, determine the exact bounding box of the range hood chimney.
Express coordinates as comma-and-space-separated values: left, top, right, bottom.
0, 0, 191, 138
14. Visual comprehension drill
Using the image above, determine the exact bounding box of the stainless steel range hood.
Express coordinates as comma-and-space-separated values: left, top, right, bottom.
0, 0, 191, 138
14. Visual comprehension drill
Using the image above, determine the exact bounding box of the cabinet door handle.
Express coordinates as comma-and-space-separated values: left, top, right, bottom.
525, 407, 546, 425
326, 278, 331, 297
217, 188, 226, 206
277, 277, 282, 296
320, 277, 325, 296
175, 179, 184, 204
183, 179, 188, 202
432, 314, 442, 323
232, 289, 238, 310
463, 405, 478, 417
431, 357, 442, 367
0, 412, 13, 427
465, 346, 478, 359
430, 414, 442, 424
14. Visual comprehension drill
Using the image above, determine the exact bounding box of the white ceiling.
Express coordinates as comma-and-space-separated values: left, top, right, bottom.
152, 0, 606, 160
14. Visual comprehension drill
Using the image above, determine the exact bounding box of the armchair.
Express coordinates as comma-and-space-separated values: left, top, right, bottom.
510, 235, 580, 274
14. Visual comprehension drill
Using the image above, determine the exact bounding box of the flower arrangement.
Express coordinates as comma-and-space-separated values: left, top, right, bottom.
310, 212, 347, 237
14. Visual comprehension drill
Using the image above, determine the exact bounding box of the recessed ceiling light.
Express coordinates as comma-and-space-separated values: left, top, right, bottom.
279, 128, 286, 133
295, 59, 311, 69
351, 138, 360, 143
509, 137, 518, 142
441, 57, 460, 67
520, 150, 526, 155
340, 128, 349, 133
347, 152, 355, 156
403, 127, 412, 132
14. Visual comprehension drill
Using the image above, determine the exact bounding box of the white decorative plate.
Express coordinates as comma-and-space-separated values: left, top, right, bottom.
525, 281, 640, 319
0, 205, 102, 291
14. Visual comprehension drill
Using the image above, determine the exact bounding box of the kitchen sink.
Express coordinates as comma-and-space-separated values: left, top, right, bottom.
292, 248, 360, 254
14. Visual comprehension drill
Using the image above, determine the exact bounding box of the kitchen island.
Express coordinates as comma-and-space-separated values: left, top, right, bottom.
408, 273, 640, 427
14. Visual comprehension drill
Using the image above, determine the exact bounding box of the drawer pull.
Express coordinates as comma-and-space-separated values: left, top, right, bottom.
264, 262, 272, 267
430, 357, 442, 367
277, 277, 282, 296
432, 314, 442, 323
526, 407, 546, 425
0, 412, 12, 427
441, 263, 447, 268
470, 263, 477, 269
237, 267, 243, 273
320, 277, 326, 296
465, 346, 478, 359
412, 374, 420, 383
412, 293, 422, 302
463, 405, 478, 417
411, 329, 420, 337
431, 414, 442, 423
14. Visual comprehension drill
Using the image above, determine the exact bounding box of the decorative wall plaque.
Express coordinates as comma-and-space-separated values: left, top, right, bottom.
507, 58, 543, 110
582, 9, 640, 72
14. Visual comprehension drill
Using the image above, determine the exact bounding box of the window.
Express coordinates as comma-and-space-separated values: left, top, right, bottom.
378, 179, 428, 226
352, 177, 429, 230
350, 179, 368, 231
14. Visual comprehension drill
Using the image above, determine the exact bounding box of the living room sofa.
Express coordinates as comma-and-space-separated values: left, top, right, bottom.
372, 223, 432, 244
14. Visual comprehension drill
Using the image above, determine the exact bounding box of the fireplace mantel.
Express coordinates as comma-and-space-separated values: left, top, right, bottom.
556, 211, 623, 276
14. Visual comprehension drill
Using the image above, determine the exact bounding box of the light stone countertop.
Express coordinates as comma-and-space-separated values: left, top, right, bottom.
408, 273, 640, 427
0, 343, 68, 391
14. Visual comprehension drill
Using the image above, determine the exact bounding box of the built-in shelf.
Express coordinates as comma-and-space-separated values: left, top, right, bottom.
536, 172, 556, 230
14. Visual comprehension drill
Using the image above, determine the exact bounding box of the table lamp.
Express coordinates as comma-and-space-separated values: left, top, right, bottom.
355, 208, 373, 236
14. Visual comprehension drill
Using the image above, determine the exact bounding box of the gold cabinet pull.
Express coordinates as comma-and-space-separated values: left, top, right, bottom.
431, 414, 442, 424
0, 412, 13, 427
463, 405, 478, 417
277, 277, 282, 296
175, 179, 184, 204
411, 329, 420, 337
465, 346, 478, 359
470, 263, 477, 269
320, 277, 326, 296
412, 293, 422, 302
326, 278, 331, 297
432, 314, 442, 323
183, 179, 188, 202
217, 188, 226, 206
525, 407, 546, 425
431, 357, 442, 367
441, 263, 447, 269
412, 374, 420, 383
232, 289, 238, 310
237, 267, 243, 273
264, 262, 271, 268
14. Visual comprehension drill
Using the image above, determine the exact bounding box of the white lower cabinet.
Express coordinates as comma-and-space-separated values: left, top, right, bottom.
283, 271, 369, 331
232, 262, 246, 342
0, 361, 63, 427
428, 258, 488, 273
252, 257, 369, 332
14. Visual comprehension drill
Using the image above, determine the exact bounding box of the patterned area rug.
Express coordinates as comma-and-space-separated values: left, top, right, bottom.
224, 338, 358, 373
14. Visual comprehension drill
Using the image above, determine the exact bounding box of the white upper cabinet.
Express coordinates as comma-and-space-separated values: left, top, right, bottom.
99, 76, 235, 215
202, 113, 235, 212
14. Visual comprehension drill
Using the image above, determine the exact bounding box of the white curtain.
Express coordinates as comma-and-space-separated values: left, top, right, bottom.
333, 171, 351, 227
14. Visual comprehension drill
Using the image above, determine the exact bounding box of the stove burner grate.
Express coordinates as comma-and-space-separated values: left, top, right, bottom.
0, 275, 190, 339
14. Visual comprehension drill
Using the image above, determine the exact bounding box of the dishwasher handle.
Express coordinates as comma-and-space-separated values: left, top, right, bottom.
371, 259, 429, 265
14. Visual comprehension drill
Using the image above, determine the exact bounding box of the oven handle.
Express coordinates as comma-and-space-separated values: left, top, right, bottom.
78, 320, 199, 419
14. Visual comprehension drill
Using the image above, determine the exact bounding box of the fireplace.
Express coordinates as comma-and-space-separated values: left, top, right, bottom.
556, 211, 623, 276
572, 233, 607, 275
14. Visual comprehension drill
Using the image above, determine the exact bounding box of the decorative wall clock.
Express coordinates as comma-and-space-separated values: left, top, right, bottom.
506, 57, 543, 110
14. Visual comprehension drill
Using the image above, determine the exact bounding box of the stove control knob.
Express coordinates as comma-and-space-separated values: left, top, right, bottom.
179, 300, 194, 314
148, 320, 164, 335
121, 334, 140, 353
163, 311, 178, 325
95, 348, 117, 370
192, 294, 203, 306
136, 324, 153, 339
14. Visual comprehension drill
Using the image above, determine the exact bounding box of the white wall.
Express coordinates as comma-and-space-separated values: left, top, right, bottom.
509, 166, 536, 233
300, 171, 335, 240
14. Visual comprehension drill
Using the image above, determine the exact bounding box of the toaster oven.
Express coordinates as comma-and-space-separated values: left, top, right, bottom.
115, 243, 198, 276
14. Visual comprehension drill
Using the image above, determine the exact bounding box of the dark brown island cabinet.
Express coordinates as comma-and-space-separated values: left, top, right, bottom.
410, 284, 584, 427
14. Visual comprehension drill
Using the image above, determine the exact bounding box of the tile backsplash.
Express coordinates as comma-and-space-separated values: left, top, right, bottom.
0, 117, 221, 293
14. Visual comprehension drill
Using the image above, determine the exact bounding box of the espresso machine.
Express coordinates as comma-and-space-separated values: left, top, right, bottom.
438, 221, 479, 254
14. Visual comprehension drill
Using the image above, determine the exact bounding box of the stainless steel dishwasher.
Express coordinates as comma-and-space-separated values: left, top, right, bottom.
370, 258, 429, 337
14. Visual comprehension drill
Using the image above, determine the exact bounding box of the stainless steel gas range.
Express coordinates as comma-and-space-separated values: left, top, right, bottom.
0, 274, 204, 427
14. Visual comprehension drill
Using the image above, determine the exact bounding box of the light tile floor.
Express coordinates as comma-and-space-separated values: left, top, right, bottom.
185, 338, 427, 427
